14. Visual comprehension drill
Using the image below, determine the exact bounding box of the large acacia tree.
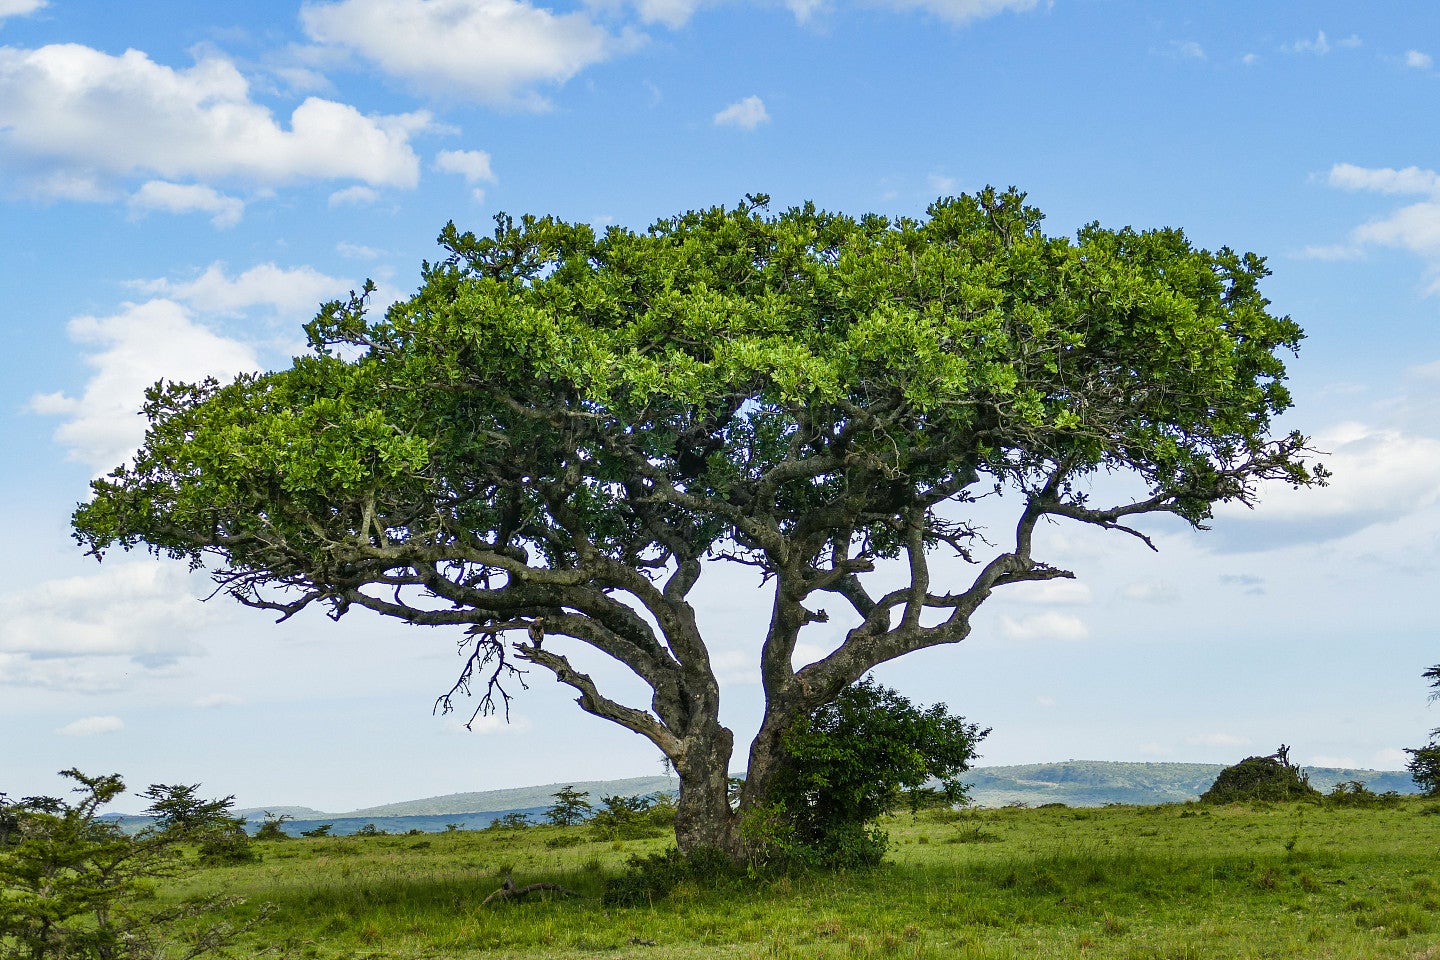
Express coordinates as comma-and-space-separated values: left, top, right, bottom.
74, 189, 1319, 860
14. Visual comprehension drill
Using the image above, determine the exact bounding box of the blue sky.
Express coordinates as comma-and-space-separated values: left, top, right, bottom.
2, 0, 1438, 812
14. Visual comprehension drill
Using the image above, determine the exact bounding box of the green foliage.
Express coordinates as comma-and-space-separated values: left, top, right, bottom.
587, 792, 676, 841
139, 783, 256, 865
1406, 744, 1440, 797
487, 812, 533, 831
764, 677, 987, 868
544, 787, 592, 827
600, 846, 741, 906
1200, 751, 1321, 804
1324, 780, 1402, 808
300, 824, 334, 838
1405, 664, 1440, 797
0, 770, 247, 959
252, 812, 292, 841
70, 190, 1322, 859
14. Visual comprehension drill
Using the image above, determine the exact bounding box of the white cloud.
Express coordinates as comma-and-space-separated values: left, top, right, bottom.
328, 185, 381, 207
998, 612, 1088, 642
460, 712, 534, 734
0, 44, 428, 197
128, 181, 245, 228
1174, 40, 1205, 60
1319, 163, 1440, 293
0, 0, 45, 23
1213, 421, 1440, 548
337, 241, 383, 259
1283, 30, 1329, 55
435, 149, 495, 183
0, 563, 214, 691
300, 0, 638, 109
29, 299, 261, 473
1241, 53, 1259, 66
714, 95, 769, 130
129, 262, 346, 316
57, 716, 125, 737
1005, 579, 1091, 605
1328, 163, 1440, 197
927, 173, 957, 194
873, 0, 1036, 24
1406, 50, 1433, 70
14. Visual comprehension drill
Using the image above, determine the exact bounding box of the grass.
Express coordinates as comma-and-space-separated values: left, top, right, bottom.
163, 799, 1440, 959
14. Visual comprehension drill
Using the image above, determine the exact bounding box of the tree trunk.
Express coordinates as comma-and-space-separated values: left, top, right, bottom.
672, 722, 743, 861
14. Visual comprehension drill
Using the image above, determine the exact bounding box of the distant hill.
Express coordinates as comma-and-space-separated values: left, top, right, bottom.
962, 761, 1419, 807
142, 762, 1419, 837
341, 775, 679, 819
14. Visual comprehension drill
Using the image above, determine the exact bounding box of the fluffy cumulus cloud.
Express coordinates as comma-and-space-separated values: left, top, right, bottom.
300, 0, 637, 109
1406, 50, 1434, 70
999, 611, 1089, 642
713, 95, 769, 130
0, 43, 428, 203
29, 299, 262, 473
435, 149, 496, 202
0, 0, 45, 23
57, 716, 125, 736
128, 181, 246, 228
1212, 420, 1440, 548
129, 262, 347, 316
0, 563, 215, 692
1315, 163, 1440, 293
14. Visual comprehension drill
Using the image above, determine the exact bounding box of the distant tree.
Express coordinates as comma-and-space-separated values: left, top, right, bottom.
0, 769, 249, 959
1200, 747, 1320, 803
300, 823, 333, 838
1405, 665, 1440, 797
760, 677, 987, 868
253, 811, 293, 841
72, 190, 1323, 864
545, 787, 592, 827
488, 812, 532, 831
139, 782, 255, 864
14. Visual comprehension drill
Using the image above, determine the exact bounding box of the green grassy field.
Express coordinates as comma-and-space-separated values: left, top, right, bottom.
173, 799, 1440, 959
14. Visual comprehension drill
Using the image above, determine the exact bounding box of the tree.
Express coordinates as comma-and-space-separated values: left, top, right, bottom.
762, 677, 986, 867
72, 189, 1321, 863
138, 783, 254, 864
0, 770, 248, 960
1405, 665, 1440, 796
544, 786, 593, 827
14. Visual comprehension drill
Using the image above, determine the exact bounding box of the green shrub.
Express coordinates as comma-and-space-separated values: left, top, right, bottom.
601, 846, 741, 906
1200, 749, 1320, 804
762, 676, 987, 869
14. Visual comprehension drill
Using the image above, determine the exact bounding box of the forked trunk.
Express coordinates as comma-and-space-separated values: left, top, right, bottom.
672, 722, 744, 861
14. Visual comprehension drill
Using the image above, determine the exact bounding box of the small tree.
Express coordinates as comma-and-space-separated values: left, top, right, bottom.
0, 770, 249, 959
1405, 665, 1440, 796
760, 677, 987, 868
139, 782, 254, 864
252, 812, 293, 841
1200, 747, 1320, 804
544, 787, 592, 827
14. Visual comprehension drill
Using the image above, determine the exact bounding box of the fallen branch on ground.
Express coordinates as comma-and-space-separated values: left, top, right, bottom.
481, 875, 583, 906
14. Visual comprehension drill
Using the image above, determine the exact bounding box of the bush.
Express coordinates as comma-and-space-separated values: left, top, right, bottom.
763, 676, 987, 869
589, 793, 673, 841
253, 812, 293, 840
1325, 780, 1402, 808
1200, 748, 1320, 804
601, 846, 740, 906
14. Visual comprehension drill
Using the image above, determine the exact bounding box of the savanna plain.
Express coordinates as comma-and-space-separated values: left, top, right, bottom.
167, 799, 1440, 960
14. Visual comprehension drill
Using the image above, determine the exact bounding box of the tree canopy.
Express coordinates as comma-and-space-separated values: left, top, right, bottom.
72, 189, 1321, 860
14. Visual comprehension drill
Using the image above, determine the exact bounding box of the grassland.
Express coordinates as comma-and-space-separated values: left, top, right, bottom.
171, 799, 1440, 959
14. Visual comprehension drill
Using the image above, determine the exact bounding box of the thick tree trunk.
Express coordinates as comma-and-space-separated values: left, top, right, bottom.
672, 721, 743, 860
